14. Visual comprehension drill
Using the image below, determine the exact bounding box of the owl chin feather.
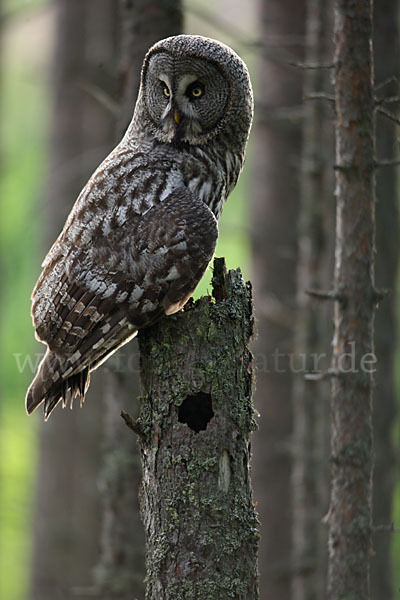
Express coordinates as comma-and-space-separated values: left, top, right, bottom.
159, 112, 202, 145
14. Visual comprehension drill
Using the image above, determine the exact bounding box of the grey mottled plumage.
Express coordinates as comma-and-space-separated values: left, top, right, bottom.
26, 35, 253, 419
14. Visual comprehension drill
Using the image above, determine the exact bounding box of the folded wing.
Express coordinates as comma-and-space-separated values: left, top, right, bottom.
26, 187, 218, 419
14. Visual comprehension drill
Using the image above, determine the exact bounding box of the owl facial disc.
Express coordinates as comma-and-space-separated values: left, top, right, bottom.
142, 50, 232, 145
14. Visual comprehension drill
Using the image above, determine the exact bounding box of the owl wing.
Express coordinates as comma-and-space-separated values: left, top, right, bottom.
27, 187, 218, 418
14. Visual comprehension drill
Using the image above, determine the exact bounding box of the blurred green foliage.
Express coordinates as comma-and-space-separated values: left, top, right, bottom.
194, 162, 251, 299
0, 2, 49, 598
3, 0, 46, 19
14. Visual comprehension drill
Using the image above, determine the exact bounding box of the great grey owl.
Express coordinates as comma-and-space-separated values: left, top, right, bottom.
26, 35, 253, 419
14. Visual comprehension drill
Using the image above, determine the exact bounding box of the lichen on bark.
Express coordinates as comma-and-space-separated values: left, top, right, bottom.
134, 258, 259, 600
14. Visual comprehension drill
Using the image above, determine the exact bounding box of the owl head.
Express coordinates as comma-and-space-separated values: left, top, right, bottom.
133, 35, 253, 146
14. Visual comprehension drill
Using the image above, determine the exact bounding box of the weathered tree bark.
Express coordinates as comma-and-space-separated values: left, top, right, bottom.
135, 259, 259, 600
30, 2, 117, 598
370, 1, 399, 597
251, 0, 305, 597
328, 2, 376, 598
94, 2, 182, 597
291, 1, 332, 598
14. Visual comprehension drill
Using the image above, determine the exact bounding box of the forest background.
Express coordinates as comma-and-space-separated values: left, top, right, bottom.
0, 0, 399, 599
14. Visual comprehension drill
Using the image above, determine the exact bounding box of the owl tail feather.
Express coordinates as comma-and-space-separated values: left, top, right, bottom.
26, 349, 90, 420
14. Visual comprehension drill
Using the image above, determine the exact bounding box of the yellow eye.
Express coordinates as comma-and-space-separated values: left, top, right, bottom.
191, 87, 203, 98
163, 86, 171, 98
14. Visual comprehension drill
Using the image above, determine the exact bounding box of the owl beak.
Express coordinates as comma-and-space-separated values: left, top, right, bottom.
173, 109, 180, 125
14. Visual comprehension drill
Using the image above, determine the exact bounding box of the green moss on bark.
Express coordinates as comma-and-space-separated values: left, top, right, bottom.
136, 259, 259, 600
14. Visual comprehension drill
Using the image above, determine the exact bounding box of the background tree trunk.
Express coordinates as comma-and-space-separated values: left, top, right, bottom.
370, 0, 399, 597
136, 259, 259, 600
94, 2, 183, 597
251, 0, 306, 597
291, 1, 333, 598
328, 1, 376, 598
30, 1, 118, 599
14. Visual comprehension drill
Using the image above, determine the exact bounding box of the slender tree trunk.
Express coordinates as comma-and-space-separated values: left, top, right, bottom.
135, 259, 259, 600
30, 2, 118, 598
370, 1, 399, 597
327, 2, 376, 598
251, 1, 305, 597
291, 1, 332, 598
94, 2, 183, 597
